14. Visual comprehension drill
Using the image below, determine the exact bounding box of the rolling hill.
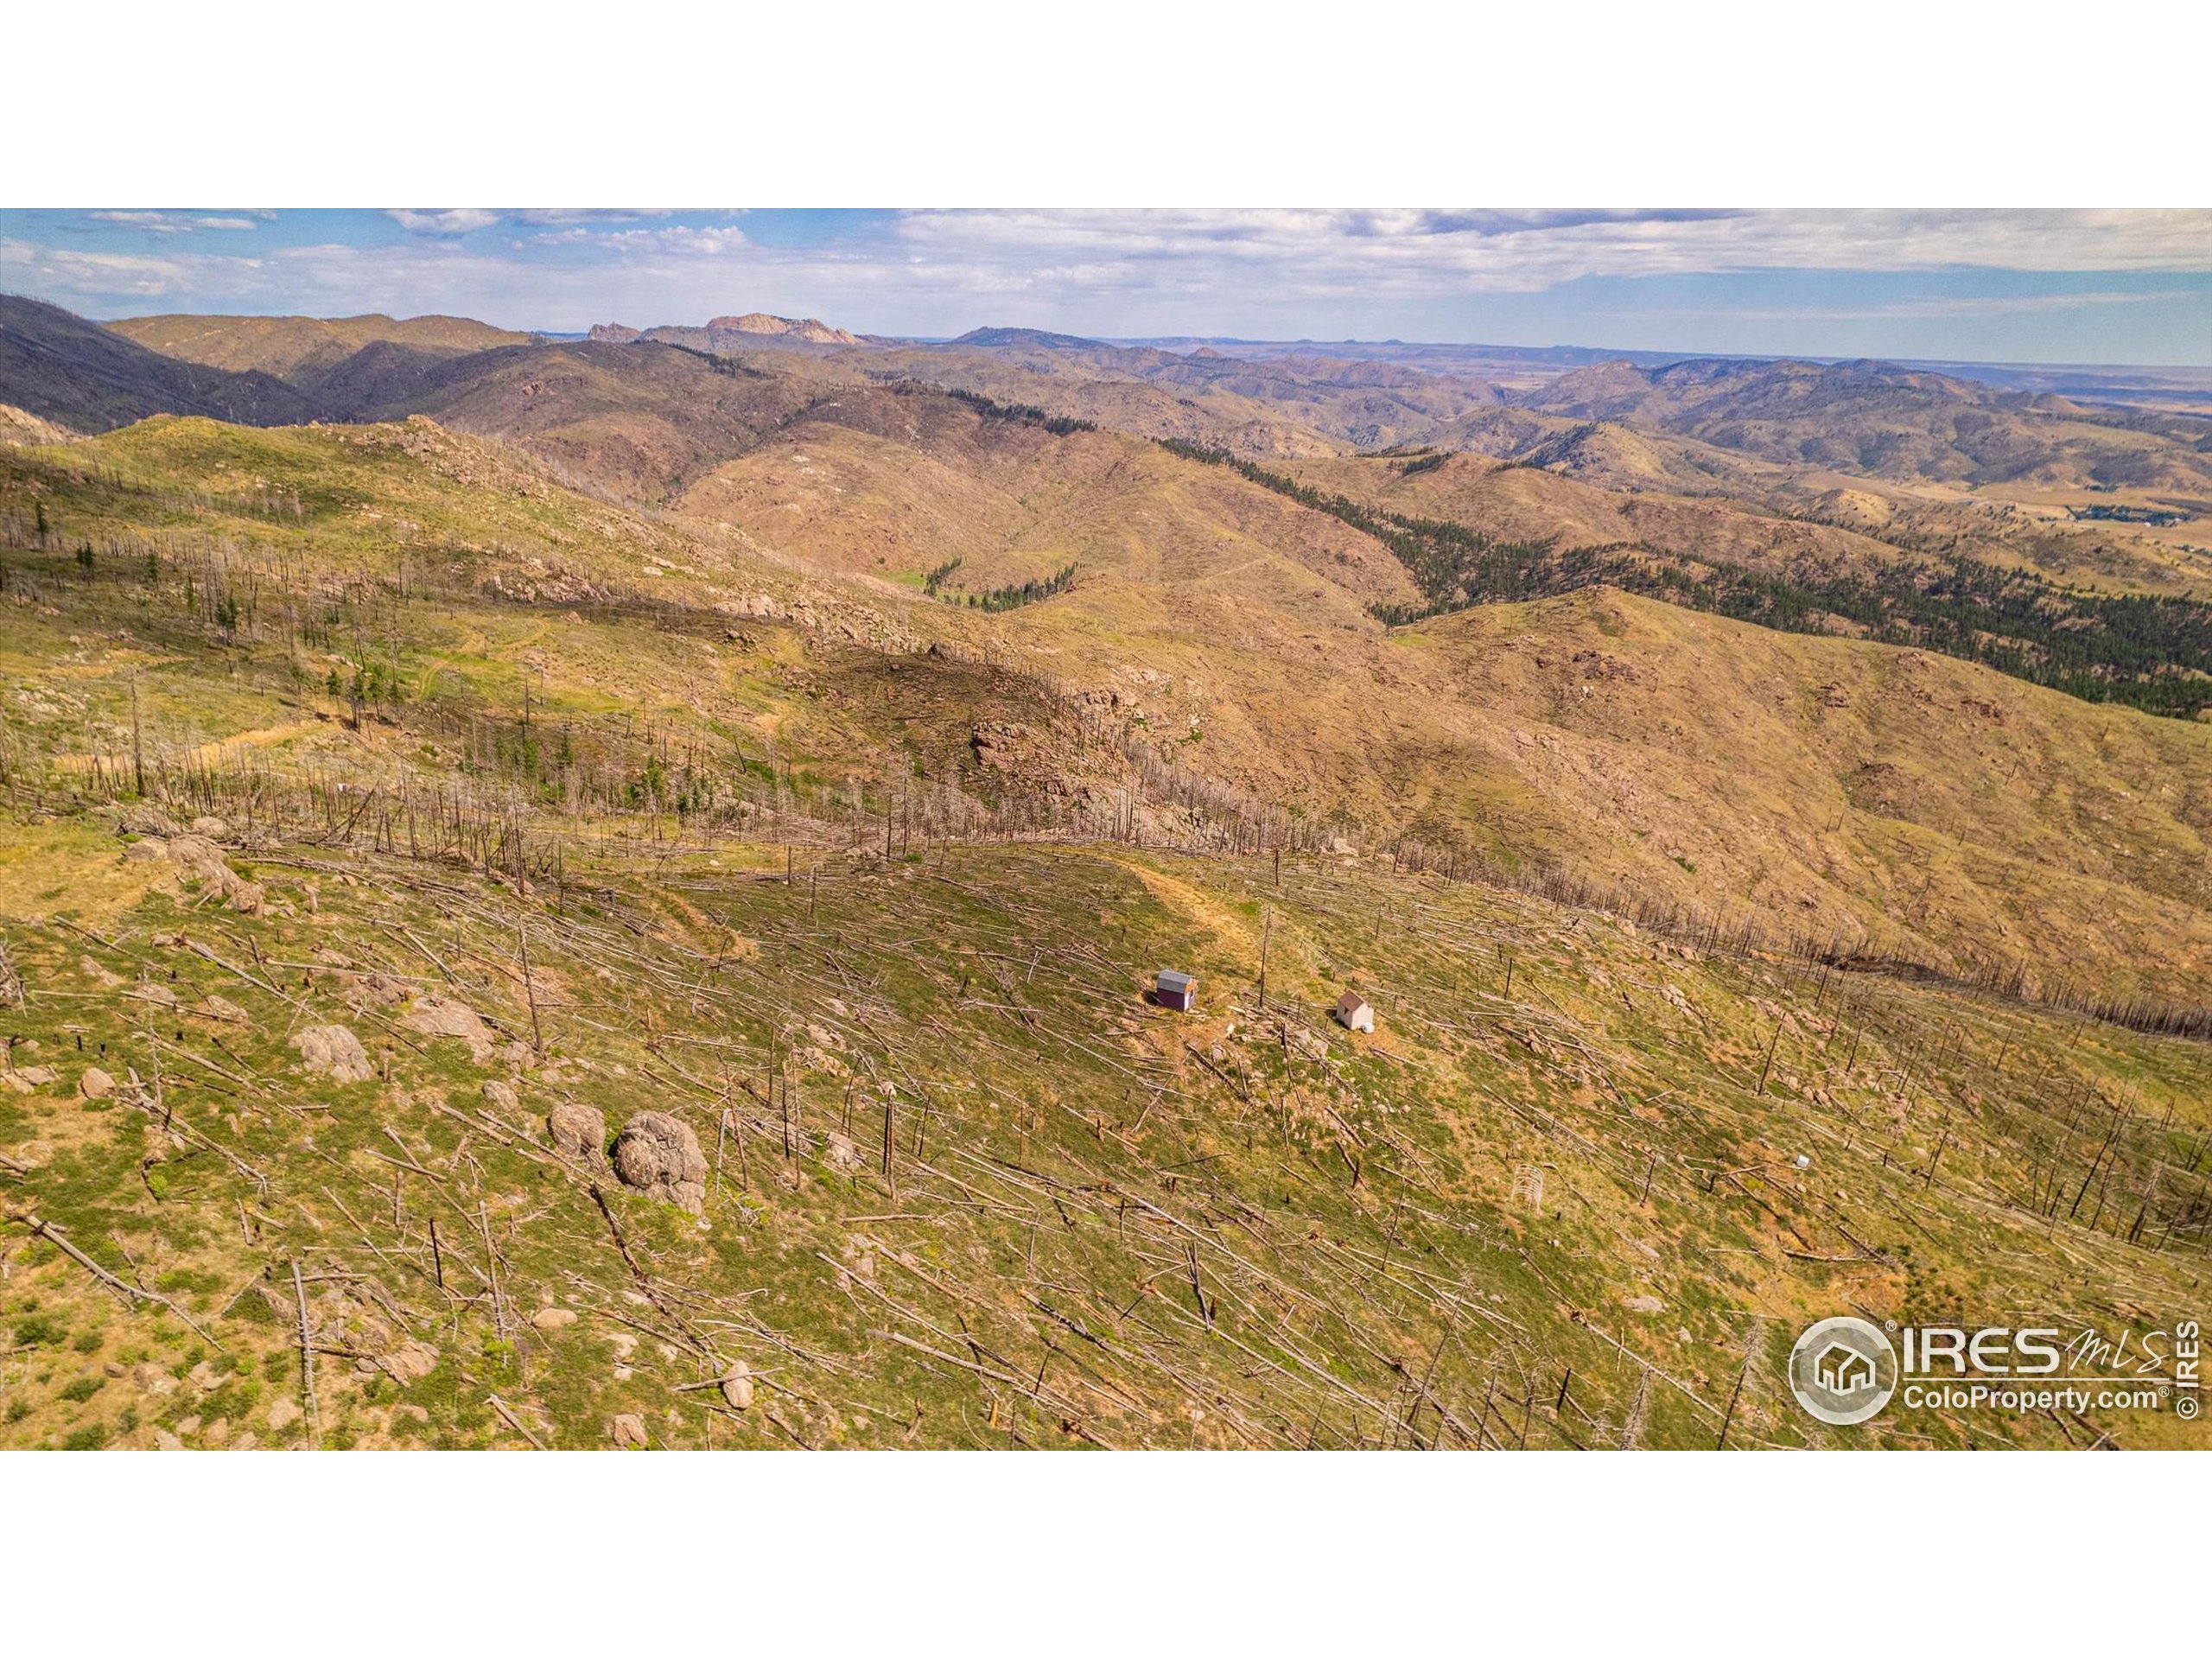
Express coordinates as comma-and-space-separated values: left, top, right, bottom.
105, 312, 533, 385
2, 407, 2207, 1452
1520, 357, 2212, 492
0, 295, 322, 433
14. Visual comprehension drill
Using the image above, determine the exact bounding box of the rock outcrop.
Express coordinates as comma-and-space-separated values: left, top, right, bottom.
291, 1025, 374, 1084
610, 1110, 708, 1213
548, 1102, 607, 1162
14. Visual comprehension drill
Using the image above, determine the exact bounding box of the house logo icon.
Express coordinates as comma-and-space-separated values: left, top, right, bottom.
1789, 1317, 1898, 1426
1815, 1342, 1877, 1395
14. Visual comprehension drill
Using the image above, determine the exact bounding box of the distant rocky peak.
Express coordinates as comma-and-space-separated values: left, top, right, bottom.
705, 313, 859, 345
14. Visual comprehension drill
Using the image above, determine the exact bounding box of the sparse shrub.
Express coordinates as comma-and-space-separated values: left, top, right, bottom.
59, 1376, 104, 1403
62, 1423, 110, 1451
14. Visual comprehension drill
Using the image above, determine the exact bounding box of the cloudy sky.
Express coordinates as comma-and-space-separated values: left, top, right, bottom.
4, 208, 2208, 365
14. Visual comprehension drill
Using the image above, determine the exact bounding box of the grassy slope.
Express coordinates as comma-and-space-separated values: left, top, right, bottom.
3, 830, 2206, 1450
8, 415, 2210, 1007
106, 315, 532, 384
2, 414, 2209, 1451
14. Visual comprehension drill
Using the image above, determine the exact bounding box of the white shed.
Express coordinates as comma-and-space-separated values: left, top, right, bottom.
1334, 991, 1374, 1033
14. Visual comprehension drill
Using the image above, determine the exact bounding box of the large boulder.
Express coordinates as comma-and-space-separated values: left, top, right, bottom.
291, 1025, 374, 1084
548, 1102, 607, 1162
611, 1111, 708, 1214
162, 835, 264, 914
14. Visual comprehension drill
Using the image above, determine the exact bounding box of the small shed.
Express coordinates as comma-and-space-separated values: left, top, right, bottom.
1334, 991, 1375, 1033
1155, 969, 1197, 1013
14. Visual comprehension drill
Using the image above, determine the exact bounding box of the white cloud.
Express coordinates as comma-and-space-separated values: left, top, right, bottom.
85, 210, 269, 235
508, 209, 677, 226
385, 209, 503, 237
383, 209, 681, 236
886, 209, 2212, 296
6, 210, 2205, 358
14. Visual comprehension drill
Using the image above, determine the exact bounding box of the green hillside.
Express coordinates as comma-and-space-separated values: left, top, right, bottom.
1, 411, 2207, 1451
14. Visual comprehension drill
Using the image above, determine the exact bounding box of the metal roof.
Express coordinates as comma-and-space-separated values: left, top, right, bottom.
1156, 970, 1195, 992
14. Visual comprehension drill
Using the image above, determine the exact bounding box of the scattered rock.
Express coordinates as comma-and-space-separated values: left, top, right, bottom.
77, 955, 124, 988
123, 837, 168, 863
610, 1412, 649, 1449
292, 1025, 374, 1084
719, 1363, 754, 1411
188, 817, 230, 839
548, 1102, 607, 1161
611, 1111, 708, 1214
823, 1129, 861, 1172
531, 1307, 578, 1332
1623, 1295, 1666, 1314
130, 1363, 176, 1396
119, 804, 180, 837
384, 1341, 439, 1382
200, 993, 250, 1024
153, 1429, 183, 1452
162, 834, 263, 913
340, 971, 410, 1010
482, 1078, 520, 1113
78, 1066, 116, 1101
405, 995, 498, 1064
267, 1395, 301, 1433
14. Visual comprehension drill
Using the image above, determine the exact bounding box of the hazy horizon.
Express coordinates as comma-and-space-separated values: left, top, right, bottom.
5, 208, 2209, 368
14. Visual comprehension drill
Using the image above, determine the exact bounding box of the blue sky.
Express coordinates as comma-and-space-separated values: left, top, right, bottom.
3, 208, 2207, 365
